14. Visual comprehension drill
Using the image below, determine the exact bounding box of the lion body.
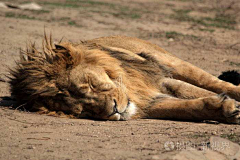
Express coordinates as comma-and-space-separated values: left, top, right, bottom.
10, 35, 240, 124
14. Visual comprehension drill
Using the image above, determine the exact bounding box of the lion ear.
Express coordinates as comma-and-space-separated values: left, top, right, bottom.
54, 44, 68, 51
53, 44, 72, 58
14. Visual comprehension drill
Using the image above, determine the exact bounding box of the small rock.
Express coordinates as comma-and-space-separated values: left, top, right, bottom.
210, 136, 240, 156
0, 2, 7, 9
211, 131, 217, 135
19, 2, 42, 11
27, 146, 35, 149
168, 38, 174, 42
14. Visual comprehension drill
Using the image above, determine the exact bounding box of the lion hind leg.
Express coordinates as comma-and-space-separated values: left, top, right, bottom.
145, 94, 240, 124
159, 78, 216, 99
151, 53, 240, 101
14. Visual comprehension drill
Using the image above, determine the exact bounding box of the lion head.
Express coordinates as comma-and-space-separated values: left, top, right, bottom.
9, 36, 141, 120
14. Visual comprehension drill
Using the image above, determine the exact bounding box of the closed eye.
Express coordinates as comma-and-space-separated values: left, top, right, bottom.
89, 82, 113, 92
98, 83, 114, 92
88, 78, 113, 92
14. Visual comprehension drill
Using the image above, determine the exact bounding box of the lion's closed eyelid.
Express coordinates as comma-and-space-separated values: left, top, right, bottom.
78, 84, 90, 89
88, 81, 114, 92
98, 83, 114, 91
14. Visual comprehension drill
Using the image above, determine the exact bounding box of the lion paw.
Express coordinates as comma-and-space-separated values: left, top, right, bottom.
205, 94, 240, 124
220, 94, 240, 124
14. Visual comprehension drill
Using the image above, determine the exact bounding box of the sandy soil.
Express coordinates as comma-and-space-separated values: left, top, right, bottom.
0, 0, 240, 159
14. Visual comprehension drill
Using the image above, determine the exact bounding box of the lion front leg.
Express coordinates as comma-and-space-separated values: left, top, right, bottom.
144, 94, 240, 124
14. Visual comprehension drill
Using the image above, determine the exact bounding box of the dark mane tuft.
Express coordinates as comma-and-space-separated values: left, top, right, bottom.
218, 70, 240, 86
9, 36, 83, 110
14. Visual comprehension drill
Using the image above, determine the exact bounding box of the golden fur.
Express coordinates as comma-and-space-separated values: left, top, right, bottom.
9, 35, 240, 124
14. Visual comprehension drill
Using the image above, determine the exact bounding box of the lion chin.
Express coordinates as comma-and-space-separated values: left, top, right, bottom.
108, 102, 137, 121
9, 34, 240, 124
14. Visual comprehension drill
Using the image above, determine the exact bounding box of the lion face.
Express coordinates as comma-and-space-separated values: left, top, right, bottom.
49, 49, 138, 120
64, 64, 135, 120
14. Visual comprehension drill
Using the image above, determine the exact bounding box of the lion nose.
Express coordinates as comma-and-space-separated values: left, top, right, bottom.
108, 99, 119, 117
113, 99, 119, 114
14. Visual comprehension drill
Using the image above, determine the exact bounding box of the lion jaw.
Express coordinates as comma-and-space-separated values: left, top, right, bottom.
108, 101, 137, 121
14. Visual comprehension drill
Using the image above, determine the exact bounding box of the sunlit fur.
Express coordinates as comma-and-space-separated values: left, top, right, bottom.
9, 35, 240, 124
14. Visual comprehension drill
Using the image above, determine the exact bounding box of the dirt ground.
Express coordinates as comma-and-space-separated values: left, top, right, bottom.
0, 0, 240, 159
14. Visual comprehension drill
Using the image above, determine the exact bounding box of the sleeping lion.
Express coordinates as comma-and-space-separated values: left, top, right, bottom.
9, 35, 240, 124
